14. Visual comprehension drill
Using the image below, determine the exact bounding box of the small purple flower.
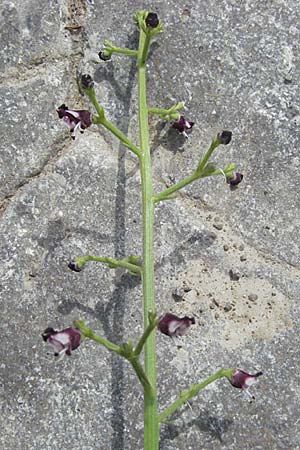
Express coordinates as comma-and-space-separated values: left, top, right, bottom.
158, 313, 195, 337
227, 172, 243, 186
217, 130, 232, 145
145, 12, 159, 28
229, 369, 263, 389
42, 326, 81, 358
56, 104, 92, 140
171, 116, 194, 138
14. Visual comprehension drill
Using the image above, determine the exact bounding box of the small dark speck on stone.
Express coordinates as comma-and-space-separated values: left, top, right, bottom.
172, 287, 186, 302
248, 293, 258, 302
229, 269, 240, 281
223, 244, 229, 251
213, 223, 223, 230
224, 303, 232, 312
240, 255, 247, 261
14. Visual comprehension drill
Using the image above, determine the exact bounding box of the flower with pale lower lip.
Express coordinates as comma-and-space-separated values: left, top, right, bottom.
229, 369, 263, 389
158, 313, 195, 337
171, 116, 194, 138
56, 104, 92, 139
42, 326, 81, 358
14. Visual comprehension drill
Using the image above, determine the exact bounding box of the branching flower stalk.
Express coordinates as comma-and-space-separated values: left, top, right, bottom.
44, 11, 262, 450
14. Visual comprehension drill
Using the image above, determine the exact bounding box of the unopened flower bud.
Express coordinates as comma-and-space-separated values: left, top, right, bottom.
81, 74, 94, 89
145, 12, 159, 28
227, 172, 243, 186
217, 130, 232, 145
68, 261, 82, 272
99, 51, 111, 61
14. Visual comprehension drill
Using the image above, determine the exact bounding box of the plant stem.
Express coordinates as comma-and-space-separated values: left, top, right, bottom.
196, 139, 219, 173
75, 255, 141, 274
110, 47, 138, 57
158, 368, 227, 422
74, 320, 122, 355
154, 172, 198, 203
134, 315, 159, 357
138, 27, 159, 450
86, 89, 141, 157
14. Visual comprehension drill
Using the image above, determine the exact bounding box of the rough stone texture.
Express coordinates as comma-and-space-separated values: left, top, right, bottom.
1, 1, 300, 449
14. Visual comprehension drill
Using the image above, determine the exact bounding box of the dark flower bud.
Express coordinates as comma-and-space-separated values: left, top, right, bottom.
145, 12, 159, 28
68, 261, 82, 272
227, 172, 243, 186
217, 130, 232, 145
158, 313, 195, 338
99, 51, 111, 61
81, 74, 94, 89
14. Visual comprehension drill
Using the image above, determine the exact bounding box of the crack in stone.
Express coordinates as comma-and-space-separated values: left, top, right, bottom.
0, 134, 73, 214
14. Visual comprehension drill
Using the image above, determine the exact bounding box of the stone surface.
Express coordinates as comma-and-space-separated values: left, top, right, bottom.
1, 1, 300, 450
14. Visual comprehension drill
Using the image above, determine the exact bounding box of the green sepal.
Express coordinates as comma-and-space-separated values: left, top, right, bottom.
196, 162, 217, 178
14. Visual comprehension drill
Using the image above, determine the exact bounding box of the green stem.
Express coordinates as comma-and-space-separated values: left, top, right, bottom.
74, 255, 141, 274
138, 28, 159, 450
158, 368, 228, 423
196, 139, 219, 173
86, 89, 141, 157
74, 320, 122, 355
110, 47, 138, 57
154, 172, 198, 203
74, 320, 153, 391
134, 314, 159, 357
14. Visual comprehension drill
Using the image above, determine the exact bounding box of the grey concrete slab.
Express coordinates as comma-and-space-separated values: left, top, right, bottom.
1, 1, 300, 449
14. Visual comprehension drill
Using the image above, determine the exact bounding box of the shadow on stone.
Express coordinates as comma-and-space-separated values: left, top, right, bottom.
160, 408, 233, 448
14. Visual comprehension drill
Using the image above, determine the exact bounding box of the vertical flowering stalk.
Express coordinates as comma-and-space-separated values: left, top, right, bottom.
136, 11, 160, 449
48, 10, 250, 450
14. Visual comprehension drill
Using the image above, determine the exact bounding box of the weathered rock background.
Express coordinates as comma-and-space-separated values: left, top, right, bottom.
1, 0, 300, 449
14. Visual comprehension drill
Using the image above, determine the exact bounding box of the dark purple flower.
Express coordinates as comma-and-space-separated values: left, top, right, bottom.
145, 12, 159, 28
229, 369, 263, 389
42, 326, 81, 358
158, 313, 195, 337
56, 104, 92, 139
217, 130, 232, 145
98, 51, 111, 61
227, 172, 243, 186
68, 261, 82, 272
171, 116, 194, 138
